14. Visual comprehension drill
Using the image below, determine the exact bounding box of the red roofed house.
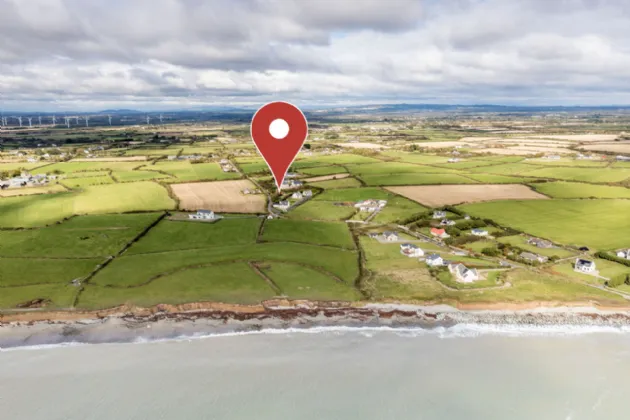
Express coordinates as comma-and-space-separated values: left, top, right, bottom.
430, 228, 448, 239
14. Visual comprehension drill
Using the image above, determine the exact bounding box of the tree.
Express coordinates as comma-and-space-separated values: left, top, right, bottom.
482, 247, 500, 257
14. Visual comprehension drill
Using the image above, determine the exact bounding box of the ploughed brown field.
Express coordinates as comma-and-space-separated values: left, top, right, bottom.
171, 180, 266, 213
386, 184, 549, 207
580, 143, 630, 154
304, 173, 350, 182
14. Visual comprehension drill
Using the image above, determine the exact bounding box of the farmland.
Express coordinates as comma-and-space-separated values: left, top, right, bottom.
2, 114, 630, 312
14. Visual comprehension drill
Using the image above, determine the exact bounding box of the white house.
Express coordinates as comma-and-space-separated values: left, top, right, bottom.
382, 231, 399, 242
575, 258, 596, 273
273, 200, 291, 211
447, 158, 460, 163
400, 243, 424, 258
291, 191, 303, 200
616, 250, 630, 259
464, 215, 471, 220
449, 263, 479, 283
471, 228, 488, 237
433, 211, 446, 219
425, 253, 444, 267
189, 210, 220, 220
303, 190, 313, 198
440, 219, 456, 226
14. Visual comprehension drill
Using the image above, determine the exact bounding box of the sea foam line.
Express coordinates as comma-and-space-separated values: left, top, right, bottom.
3, 323, 630, 352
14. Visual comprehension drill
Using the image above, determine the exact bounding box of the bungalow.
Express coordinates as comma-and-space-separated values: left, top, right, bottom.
285, 172, 298, 178
616, 249, 630, 259
400, 243, 425, 258
440, 219, 456, 226
575, 258, 596, 273
188, 210, 220, 220
273, 200, 291, 211
368, 232, 380, 239
425, 253, 444, 267
449, 263, 479, 283
520, 252, 548, 264
302, 190, 313, 198
432, 211, 446, 219
291, 191, 303, 200
430, 228, 448, 239
9, 177, 29, 187
616, 155, 630, 161
528, 238, 553, 249
382, 231, 399, 242
447, 158, 460, 163
471, 228, 488, 237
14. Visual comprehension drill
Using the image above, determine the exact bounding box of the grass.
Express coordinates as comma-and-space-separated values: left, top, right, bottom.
346, 162, 461, 175
313, 187, 390, 202
91, 242, 359, 287
299, 166, 348, 176
287, 201, 357, 221
260, 262, 361, 301
552, 259, 630, 282
496, 235, 576, 258
371, 195, 427, 224
0, 258, 102, 287
523, 167, 630, 183
436, 270, 501, 289
149, 161, 241, 182
0, 182, 175, 227
308, 177, 363, 189
112, 170, 172, 182
360, 173, 477, 186
465, 174, 531, 184
530, 182, 630, 199
469, 163, 540, 175
0, 184, 67, 197
261, 219, 356, 249
0, 284, 77, 309
460, 199, 630, 250
0, 213, 161, 258
32, 161, 141, 174
127, 218, 262, 254
77, 262, 276, 309
61, 175, 114, 188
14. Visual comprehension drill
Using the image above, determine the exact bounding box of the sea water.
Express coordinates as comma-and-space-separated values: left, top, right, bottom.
1, 325, 630, 419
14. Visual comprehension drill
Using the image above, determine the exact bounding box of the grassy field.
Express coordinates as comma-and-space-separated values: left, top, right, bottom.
90, 242, 359, 288
460, 199, 630, 250
112, 170, 172, 182
127, 218, 262, 254
308, 177, 363, 189
61, 175, 114, 188
0, 213, 161, 257
148, 161, 241, 181
0, 182, 175, 227
261, 219, 356, 249
260, 262, 361, 301
524, 167, 630, 183
530, 182, 630, 199
287, 201, 357, 221
77, 262, 276, 309
496, 235, 576, 258
0, 258, 101, 287
313, 187, 390, 202
360, 173, 477, 186
0, 284, 77, 309
298, 165, 348, 176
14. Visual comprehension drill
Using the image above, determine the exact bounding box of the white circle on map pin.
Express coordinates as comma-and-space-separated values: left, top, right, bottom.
269, 118, 290, 140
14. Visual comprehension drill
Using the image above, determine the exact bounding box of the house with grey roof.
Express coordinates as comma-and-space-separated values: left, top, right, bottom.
448, 263, 479, 283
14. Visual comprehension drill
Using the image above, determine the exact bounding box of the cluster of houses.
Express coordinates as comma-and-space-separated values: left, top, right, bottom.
242, 188, 262, 195
354, 199, 387, 213
0, 172, 56, 189
544, 154, 561, 160
399, 243, 480, 283
281, 179, 304, 189
368, 231, 399, 242
616, 155, 630, 162
616, 249, 630, 259
188, 209, 223, 221
273, 189, 313, 211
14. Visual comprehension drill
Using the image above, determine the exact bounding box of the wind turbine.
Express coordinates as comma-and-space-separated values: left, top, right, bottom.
108, 115, 112, 126
159, 114, 163, 124
17, 116, 22, 127
38, 116, 42, 126
64, 116, 70, 128
146, 115, 150, 125
75, 116, 79, 125
52, 115, 57, 126
85, 116, 89, 127
27, 117, 32, 128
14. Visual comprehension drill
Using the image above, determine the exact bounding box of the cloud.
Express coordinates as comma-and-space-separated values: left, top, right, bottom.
0, 0, 629, 111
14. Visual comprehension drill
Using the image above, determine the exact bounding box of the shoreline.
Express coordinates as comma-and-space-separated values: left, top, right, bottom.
2, 299, 630, 349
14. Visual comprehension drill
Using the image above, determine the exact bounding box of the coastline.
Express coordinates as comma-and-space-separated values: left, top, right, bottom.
2, 299, 630, 350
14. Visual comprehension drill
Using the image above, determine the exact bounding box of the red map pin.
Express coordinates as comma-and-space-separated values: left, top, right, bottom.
251, 101, 308, 191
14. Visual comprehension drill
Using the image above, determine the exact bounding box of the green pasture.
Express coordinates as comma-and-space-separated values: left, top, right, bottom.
530, 182, 630, 199
261, 219, 355, 249
360, 173, 477, 186
308, 177, 362, 189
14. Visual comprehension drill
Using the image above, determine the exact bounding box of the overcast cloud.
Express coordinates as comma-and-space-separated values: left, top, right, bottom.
1, 0, 630, 111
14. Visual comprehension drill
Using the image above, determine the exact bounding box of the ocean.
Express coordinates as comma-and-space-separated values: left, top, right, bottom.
1, 325, 629, 420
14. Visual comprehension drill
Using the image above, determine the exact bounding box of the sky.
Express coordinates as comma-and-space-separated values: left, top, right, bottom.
1, 0, 630, 111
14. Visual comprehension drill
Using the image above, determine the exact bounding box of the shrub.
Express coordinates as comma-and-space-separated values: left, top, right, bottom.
482, 247, 500, 257
595, 252, 630, 268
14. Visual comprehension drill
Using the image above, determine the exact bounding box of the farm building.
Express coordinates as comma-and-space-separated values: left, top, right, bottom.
302, 190, 313, 198
430, 228, 448, 239
471, 228, 488, 237
520, 252, 548, 264
400, 243, 424, 258
189, 210, 221, 221
273, 200, 291, 211
574, 258, 596, 273
440, 219, 456, 226
528, 238, 553, 249
616, 249, 630, 259
432, 211, 446, 219
425, 254, 444, 267
382, 231, 399, 242
368, 232, 380, 239
449, 263, 479, 283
